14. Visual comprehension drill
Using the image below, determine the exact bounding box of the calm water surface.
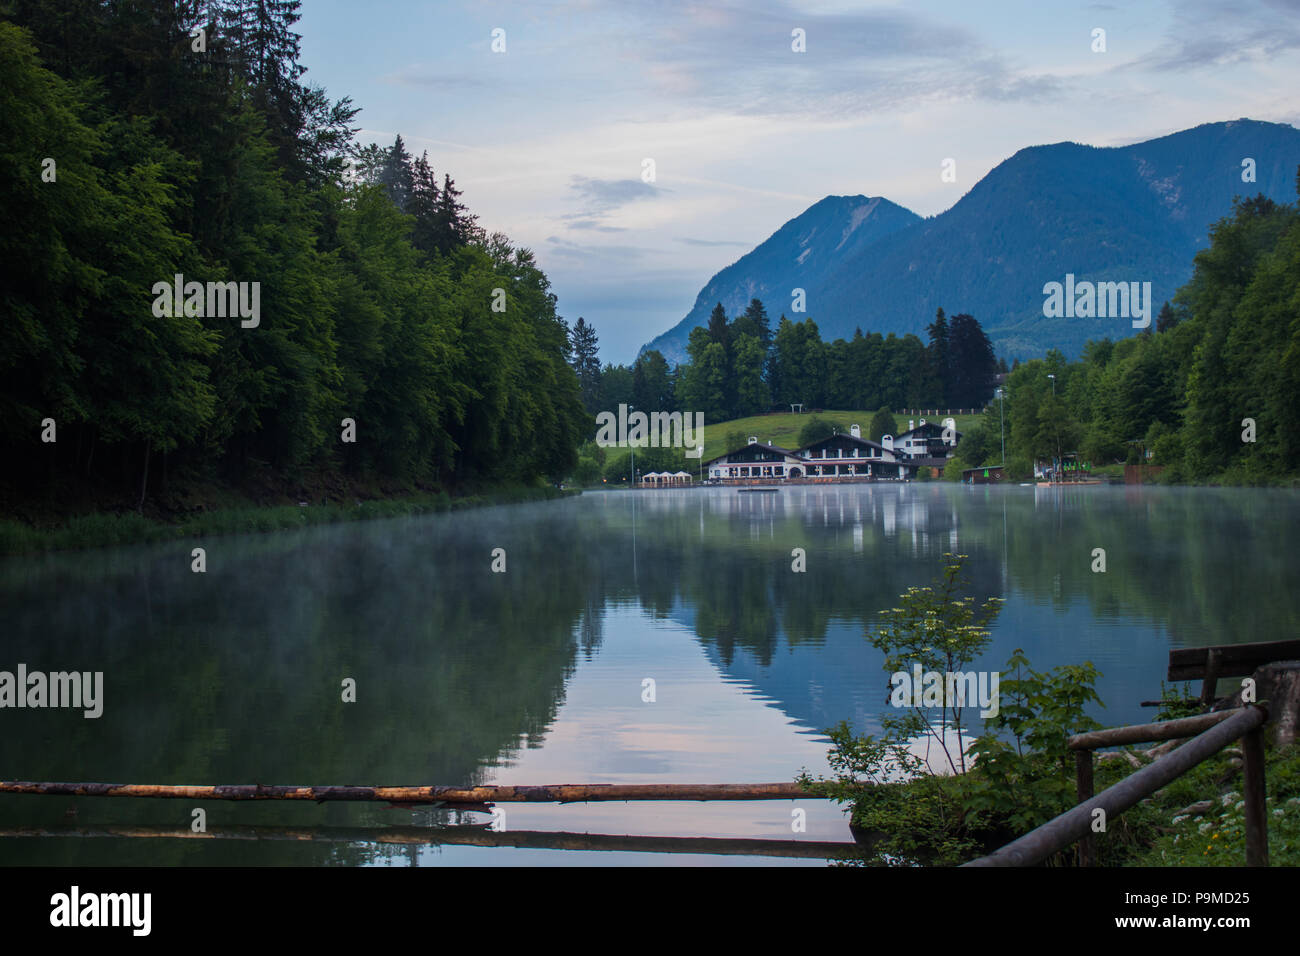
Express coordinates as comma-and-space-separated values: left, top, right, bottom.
1, 484, 1294, 865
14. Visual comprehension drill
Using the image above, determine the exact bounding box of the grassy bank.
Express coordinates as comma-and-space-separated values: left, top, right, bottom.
593, 409, 985, 481
0, 485, 575, 557
697, 409, 984, 452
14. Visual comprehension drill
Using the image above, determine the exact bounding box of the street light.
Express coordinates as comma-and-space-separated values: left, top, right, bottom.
1045, 375, 1059, 480
628, 404, 635, 489
995, 387, 1006, 467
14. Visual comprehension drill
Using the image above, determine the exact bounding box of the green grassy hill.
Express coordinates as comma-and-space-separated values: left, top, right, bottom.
590, 409, 987, 483
697, 410, 985, 453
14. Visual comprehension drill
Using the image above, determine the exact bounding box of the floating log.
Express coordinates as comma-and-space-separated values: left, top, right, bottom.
0, 823, 860, 860
0, 781, 818, 804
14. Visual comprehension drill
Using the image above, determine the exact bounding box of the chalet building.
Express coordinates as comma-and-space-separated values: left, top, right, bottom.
893, 417, 961, 462
797, 426, 911, 480
704, 425, 917, 483
704, 439, 806, 481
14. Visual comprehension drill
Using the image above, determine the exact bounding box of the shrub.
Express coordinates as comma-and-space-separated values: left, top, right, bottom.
801, 554, 1106, 865
797, 416, 836, 447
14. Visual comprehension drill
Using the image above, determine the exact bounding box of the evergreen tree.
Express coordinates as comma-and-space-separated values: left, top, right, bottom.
925, 307, 949, 405
377, 134, 415, 211
732, 333, 769, 417
947, 313, 997, 408
408, 151, 441, 255
433, 173, 479, 253
632, 350, 674, 412
569, 317, 602, 411
1155, 300, 1179, 333
868, 407, 898, 443
732, 298, 772, 352
706, 302, 729, 347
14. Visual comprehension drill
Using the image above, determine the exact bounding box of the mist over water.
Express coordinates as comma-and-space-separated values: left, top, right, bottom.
1, 484, 1293, 865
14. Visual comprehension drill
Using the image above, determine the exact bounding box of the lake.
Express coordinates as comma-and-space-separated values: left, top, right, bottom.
1, 483, 1293, 865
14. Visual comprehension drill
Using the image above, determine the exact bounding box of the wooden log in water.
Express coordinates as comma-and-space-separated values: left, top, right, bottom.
0, 823, 861, 860
0, 781, 819, 803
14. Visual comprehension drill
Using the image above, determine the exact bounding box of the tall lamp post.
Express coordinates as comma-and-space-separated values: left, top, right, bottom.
628, 404, 635, 490
995, 387, 1006, 467
1045, 374, 1058, 481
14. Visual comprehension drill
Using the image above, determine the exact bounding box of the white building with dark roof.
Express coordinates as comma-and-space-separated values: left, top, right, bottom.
796, 425, 912, 480
893, 417, 961, 462
703, 425, 917, 483
703, 437, 806, 481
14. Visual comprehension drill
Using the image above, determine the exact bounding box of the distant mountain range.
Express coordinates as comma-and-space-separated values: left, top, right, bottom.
641, 119, 1300, 363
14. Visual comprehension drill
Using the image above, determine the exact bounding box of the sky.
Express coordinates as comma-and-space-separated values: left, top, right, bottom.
296, 0, 1300, 363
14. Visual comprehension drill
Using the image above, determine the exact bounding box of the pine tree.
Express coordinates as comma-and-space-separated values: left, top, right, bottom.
433, 173, 479, 253
1156, 300, 1179, 333
706, 303, 729, 347
925, 307, 949, 405
378, 135, 415, 211
224, 0, 305, 92
947, 313, 997, 407
868, 407, 898, 443
569, 317, 602, 411
408, 151, 441, 254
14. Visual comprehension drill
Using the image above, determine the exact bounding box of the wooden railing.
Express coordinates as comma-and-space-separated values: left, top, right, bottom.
963, 704, 1271, 867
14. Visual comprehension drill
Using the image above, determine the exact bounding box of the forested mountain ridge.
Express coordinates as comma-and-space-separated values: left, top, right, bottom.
644, 119, 1300, 363
0, 2, 587, 519
642, 195, 919, 364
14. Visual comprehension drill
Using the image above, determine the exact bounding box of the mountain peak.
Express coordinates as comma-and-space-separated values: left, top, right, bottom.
641, 194, 920, 363
641, 119, 1300, 364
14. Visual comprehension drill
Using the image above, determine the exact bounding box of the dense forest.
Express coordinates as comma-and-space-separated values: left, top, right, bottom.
0, 1, 587, 519
3, 2, 1295, 523
944, 184, 1300, 484
576, 303, 1001, 423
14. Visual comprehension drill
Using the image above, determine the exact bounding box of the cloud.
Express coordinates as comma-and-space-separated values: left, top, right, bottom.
560, 175, 667, 231
565, 0, 1072, 117
677, 237, 751, 247
569, 219, 628, 232
1135, 0, 1300, 71
544, 234, 659, 262
379, 66, 491, 90
569, 176, 664, 211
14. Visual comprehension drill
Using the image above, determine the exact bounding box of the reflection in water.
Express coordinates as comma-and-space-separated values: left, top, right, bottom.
0, 823, 862, 862
1, 484, 1293, 865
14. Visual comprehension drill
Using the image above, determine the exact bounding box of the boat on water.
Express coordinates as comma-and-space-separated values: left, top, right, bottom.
738, 486, 780, 494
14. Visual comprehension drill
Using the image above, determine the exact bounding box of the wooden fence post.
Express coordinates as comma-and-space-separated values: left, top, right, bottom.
1200, 647, 1222, 706
1242, 725, 1269, 866
1075, 749, 1094, 866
